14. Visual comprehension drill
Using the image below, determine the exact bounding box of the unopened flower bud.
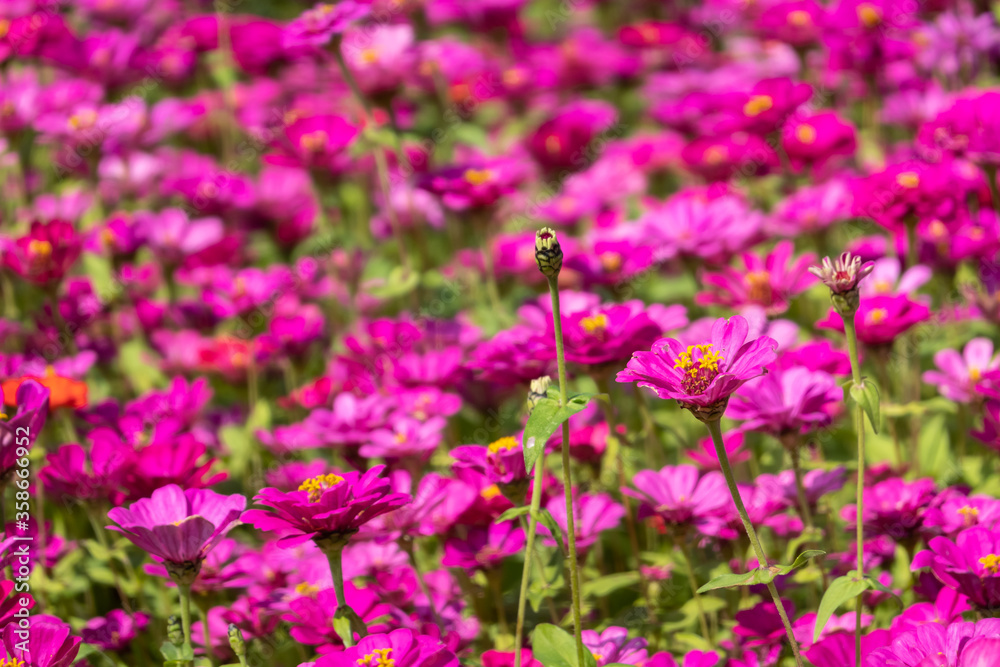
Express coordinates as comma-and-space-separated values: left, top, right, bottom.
528, 376, 552, 411
228, 623, 247, 658
535, 228, 562, 278
167, 615, 184, 647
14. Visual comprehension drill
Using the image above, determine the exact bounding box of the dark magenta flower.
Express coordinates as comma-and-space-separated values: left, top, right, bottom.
527, 101, 618, 174
284, 584, 395, 655
244, 465, 411, 548
0, 379, 49, 484
553, 301, 687, 368
818, 294, 932, 346
842, 478, 936, 542
417, 157, 529, 211
3, 220, 82, 285
283, 2, 371, 48
728, 366, 842, 437
442, 521, 525, 571
866, 619, 1000, 666
1, 615, 81, 667
314, 628, 459, 667
81, 609, 150, 652
616, 315, 778, 417
40, 427, 133, 504
451, 437, 528, 488
107, 485, 245, 579
273, 114, 359, 172
781, 111, 857, 173
582, 627, 647, 666
916, 526, 1000, 611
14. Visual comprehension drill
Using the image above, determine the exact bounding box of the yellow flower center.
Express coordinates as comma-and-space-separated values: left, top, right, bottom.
463, 168, 492, 185
295, 581, 320, 596
503, 68, 524, 86
795, 124, 817, 144
393, 431, 407, 444
787, 10, 811, 26
361, 49, 379, 63
298, 474, 345, 502
866, 308, 888, 325
0, 20, 10, 39
970, 367, 982, 382
580, 313, 609, 336
0, 658, 26, 667
743, 95, 774, 117
545, 135, 562, 155
68, 109, 98, 131
928, 220, 947, 238
857, 3, 882, 27
600, 252, 623, 272
896, 171, 920, 189
745, 270, 773, 305
482, 484, 502, 500
488, 437, 518, 454
357, 648, 395, 667
299, 130, 328, 153
980, 553, 1000, 574
28, 239, 53, 259
703, 145, 728, 165
674, 344, 725, 395
101, 228, 117, 248
592, 654, 604, 664
959, 505, 980, 526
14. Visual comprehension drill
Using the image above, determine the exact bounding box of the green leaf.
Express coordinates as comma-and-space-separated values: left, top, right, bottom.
697, 570, 760, 593
160, 642, 193, 661
771, 550, 826, 576
582, 572, 640, 598
495, 507, 531, 524
814, 573, 869, 642
522, 394, 604, 471
918, 414, 954, 483
367, 267, 420, 300
532, 623, 595, 667
850, 380, 881, 434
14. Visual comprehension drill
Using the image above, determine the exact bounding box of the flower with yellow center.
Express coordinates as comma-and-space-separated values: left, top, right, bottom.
580, 313, 609, 336
795, 124, 817, 144
488, 437, 518, 454
674, 344, 725, 395
481, 484, 502, 500
743, 95, 774, 117
357, 648, 395, 667
299, 130, 329, 154
958, 505, 980, 525
857, 3, 882, 27
980, 553, 1000, 574
463, 168, 492, 186
865, 308, 888, 325
896, 171, 920, 189
745, 270, 773, 305
298, 473, 345, 503
787, 9, 811, 26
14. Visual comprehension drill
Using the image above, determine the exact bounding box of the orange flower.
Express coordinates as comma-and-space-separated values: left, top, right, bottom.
2, 367, 87, 410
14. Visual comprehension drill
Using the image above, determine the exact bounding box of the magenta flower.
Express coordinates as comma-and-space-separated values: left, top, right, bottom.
244, 465, 411, 548
642, 189, 765, 263
284, 584, 394, 654
41, 428, 133, 504
687, 430, 751, 470
0, 379, 49, 484
923, 490, 1000, 536
916, 526, 1000, 611
81, 609, 150, 651
924, 338, 999, 403
696, 241, 818, 315
617, 315, 778, 419
728, 366, 842, 437
314, 629, 460, 667
417, 157, 529, 211
555, 301, 687, 368
781, 112, 857, 172
818, 294, 932, 346
1, 615, 81, 667
767, 179, 853, 237
274, 114, 359, 172
805, 628, 890, 667
541, 492, 625, 553
866, 619, 1000, 666
628, 465, 729, 528
842, 478, 936, 542
582, 627, 647, 666
107, 485, 245, 578
452, 437, 528, 488
442, 521, 525, 571
527, 101, 618, 174
3, 219, 82, 285
283, 1, 371, 48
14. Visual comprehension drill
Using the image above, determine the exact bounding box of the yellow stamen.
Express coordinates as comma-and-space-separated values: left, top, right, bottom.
745, 270, 773, 305
295, 582, 320, 596
980, 553, 1000, 574
299, 130, 328, 153
28, 239, 53, 258
857, 3, 882, 27
503, 69, 524, 86
866, 308, 888, 325
787, 9, 811, 26
0, 20, 10, 40
488, 437, 518, 454
600, 252, 623, 272
482, 484, 502, 500
959, 505, 980, 525
580, 313, 609, 335
703, 145, 728, 165
357, 648, 395, 667
361, 49, 379, 64
68, 109, 98, 131
0, 657, 26, 667
896, 171, 920, 189
795, 124, 817, 144
298, 473, 345, 503
463, 168, 492, 185
743, 95, 774, 117
970, 367, 982, 382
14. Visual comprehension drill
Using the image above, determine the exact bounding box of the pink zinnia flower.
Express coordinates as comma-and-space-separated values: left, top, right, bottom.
3, 219, 82, 285
314, 628, 460, 667
818, 294, 932, 346
442, 521, 525, 571
244, 465, 411, 547
616, 315, 778, 417
555, 301, 688, 368
582, 627, 647, 666
628, 465, 729, 528
1, 615, 81, 667
915, 527, 1000, 611
728, 366, 842, 437
696, 241, 818, 315
923, 338, 999, 403
541, 492, 625, 552
107, 485, 245, 576
283, 1, 371, 48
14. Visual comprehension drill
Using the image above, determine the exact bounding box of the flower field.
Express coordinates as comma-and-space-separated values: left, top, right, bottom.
2, 0, 1000, 666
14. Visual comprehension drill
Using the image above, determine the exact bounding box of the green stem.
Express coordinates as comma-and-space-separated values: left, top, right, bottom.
789, 445, 814, 531
179, 584, 194, 662
514, 452, 547, 667
677, 537, 712, 646
843, 319, 866, 667
546, 276, 586, 667
706, 419, 804, 667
